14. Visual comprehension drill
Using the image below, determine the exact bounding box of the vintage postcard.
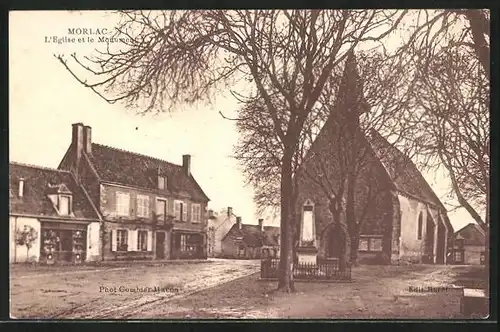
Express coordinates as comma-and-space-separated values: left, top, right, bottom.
8, 10, 490, 320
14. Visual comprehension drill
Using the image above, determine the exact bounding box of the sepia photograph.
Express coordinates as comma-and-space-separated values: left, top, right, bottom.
8, 9, 490, 320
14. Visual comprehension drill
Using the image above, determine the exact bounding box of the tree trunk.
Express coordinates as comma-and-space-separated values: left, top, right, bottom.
463, 10, 490, 80
328, 202, 347, 272
277, 147, 296, 292
350, 234, 359, 265
346, 171, 358, 265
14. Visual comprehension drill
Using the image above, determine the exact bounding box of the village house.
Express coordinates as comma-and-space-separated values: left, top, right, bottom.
221, 218, 280, 259
452, 223, 486, 265
57, 123, 210, 261
206, 207, 237, 257
295, 51, 454, 265
9, 162, 101, 264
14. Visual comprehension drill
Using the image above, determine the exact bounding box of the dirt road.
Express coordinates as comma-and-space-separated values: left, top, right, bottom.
10, 259, 260, 319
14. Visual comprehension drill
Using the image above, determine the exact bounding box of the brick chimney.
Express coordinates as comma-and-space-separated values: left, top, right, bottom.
258, 218, 264, 232
83, 125, 92, 155
227, 207, 233, 217
236, 216, 242, 230
71, 123, 85, 177
182, 154, 191, 177
72, 123, 84, 161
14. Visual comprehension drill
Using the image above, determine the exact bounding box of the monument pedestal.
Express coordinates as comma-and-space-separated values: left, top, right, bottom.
296, 246, 318, 264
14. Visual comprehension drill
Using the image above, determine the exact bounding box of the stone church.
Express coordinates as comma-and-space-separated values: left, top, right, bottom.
295, 51, 454, 265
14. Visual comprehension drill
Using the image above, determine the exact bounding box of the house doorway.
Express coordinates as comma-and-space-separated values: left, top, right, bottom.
156, 232, 165, 259
436, 218, 446, 264
424, 216, 436, 263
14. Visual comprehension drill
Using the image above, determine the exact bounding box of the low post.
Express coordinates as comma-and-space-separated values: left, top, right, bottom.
461, 288, 489, 319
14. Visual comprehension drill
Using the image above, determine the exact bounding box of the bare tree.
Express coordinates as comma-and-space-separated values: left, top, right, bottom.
386, 10, 489, 80
386, 9, 489, 280
409, 45, 489, 229
236, 50, 414, 266
56, 9, 407, 292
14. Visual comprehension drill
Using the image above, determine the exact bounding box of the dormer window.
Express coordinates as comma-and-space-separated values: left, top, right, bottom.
58, 195, 71, 216
158, 175, 166, 190
47, 183, 73, 216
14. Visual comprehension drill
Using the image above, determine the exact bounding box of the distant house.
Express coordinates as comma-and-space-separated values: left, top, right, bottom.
221, 218, 280, 259
58, 123, 210, 261
206, 207, 237, 257
452, 223, 486, 265
9, 162, 101, 263
295, 51, 454, 265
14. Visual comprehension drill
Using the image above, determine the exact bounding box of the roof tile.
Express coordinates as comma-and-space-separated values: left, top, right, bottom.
9, 163, 99, 220
88, 143, 209, 202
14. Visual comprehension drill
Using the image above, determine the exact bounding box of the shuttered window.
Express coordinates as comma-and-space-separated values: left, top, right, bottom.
156, 199, 167, 220
115, 229, 128, 251
115, 192, 130, 216
191, 204, 201, 223
138, 230, 148, 251
137, 195, 150, 218
174, 200, 188, 221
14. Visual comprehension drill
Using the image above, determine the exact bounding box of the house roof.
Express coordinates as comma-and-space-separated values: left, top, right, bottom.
454, 223, 485, 246
87, 143, 209, 202
9, 162, 100, 220
367, 130, 445, 209
223, 223, 280, 247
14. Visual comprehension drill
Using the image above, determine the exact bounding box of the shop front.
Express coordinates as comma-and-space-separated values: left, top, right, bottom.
171, 231, 206, 260
40, 221, 88, 264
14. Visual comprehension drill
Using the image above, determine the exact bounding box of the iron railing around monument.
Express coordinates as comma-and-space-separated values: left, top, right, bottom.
260, 258, 351, 282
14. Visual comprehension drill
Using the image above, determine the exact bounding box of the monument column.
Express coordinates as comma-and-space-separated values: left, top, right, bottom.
296, 199, 318, 264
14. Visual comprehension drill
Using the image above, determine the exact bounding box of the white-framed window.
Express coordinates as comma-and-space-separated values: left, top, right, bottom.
58, 195, 71, 215
191, 204, 201, 223
116, 229, 128, 251
371, 238, 383, 251
115, 192, 130, 216
158, 176, 167, 190
137, 230, 148, 251
359, 238, 369, 251
358, 236, 383, 252
174, 200, 188, 221
156, 198, 167, 221
137, 194, 150, 218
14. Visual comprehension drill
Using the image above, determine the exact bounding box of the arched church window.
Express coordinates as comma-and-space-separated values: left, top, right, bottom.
417, 212, 423, 240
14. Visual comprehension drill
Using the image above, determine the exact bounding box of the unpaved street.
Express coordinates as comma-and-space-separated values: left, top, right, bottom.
10, 262, 482, 319
9, 259, 259, 319
131, 264, 479, 319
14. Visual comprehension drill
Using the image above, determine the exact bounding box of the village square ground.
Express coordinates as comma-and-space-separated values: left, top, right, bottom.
9, 258, 486, 319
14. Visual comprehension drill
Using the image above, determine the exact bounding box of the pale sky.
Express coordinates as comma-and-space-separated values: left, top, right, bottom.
9, 10, 476, 231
